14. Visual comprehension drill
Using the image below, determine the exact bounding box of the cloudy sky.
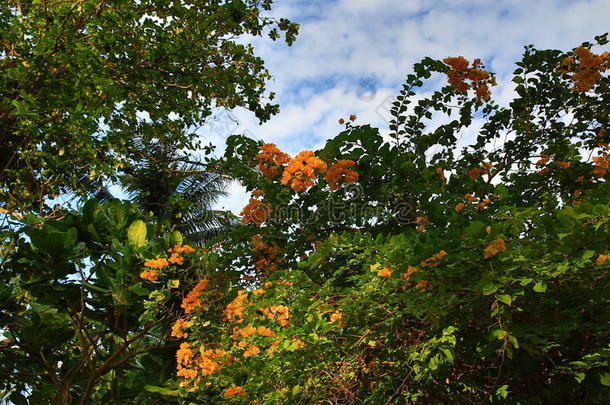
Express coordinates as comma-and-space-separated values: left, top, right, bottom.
208, 0, 610, 213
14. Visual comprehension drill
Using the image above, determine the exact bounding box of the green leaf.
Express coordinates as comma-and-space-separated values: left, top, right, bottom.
533, 282, 547, 293
144, 385, 180, 396
482, 284, 498, 295
127, 220, 147, 247
496, 294, 512, 306
600, 372, 610, 386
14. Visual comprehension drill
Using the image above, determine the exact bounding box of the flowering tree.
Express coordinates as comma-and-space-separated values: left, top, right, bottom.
146, 35, 610, 403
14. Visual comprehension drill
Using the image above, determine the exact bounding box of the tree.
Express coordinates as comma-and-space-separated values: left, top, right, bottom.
0, 0, 298, 215
0, 0, 298, 403
155, 36, 610, 403
121, 135, 234, 245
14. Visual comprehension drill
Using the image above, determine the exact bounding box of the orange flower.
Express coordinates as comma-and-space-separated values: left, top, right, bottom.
443, 56, 495, 98
262, 305, 291, 326
415, 216, 428, 224
349, 114, 357, 121
256, 143, 290, 179
223, 386, 246, 398
596, 254, 609, 265
171, 318, 191, 338
401, 266, 418, 281
181, 279, 209, 314
267, 340, 280, 356
169, 244, 195, 254
464, 193, 478, 202
592, 154, 609, 177
225, 290, 248, 323
324, 160, 359, 190
563, 47, 610, 92
475, 84, 490, 100
443, 56, 469, 71
140, 270, 158, 282
250, 235, 283, 275
467, 167, 481, 179
484, 238, 506, 258
421, 250, 447, 267
536, 156, 550, 166
455, 203, 465, 212
435, 167, 447, 183
243, 345, 260, 357
378, 267, 392, 277
176, 342, 196, 381
240, 196, 272, 226
169, 252, 184, 265
281, 151, 328, 192
257, 326, 275, 337
143, 258, 169, 269
555, 161, 571, 169
329, 311, 343, 323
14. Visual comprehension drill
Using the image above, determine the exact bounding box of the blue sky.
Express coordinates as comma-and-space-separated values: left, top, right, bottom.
209, 0, 610, 213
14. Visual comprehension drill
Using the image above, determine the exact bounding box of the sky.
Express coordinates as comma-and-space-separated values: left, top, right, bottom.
207, 0, 610, 214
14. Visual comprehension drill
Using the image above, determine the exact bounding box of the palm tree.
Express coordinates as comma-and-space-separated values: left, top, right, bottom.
121, 137, 233, 245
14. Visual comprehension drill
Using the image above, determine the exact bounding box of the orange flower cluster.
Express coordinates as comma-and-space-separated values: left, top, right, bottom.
143, 258, 169, 269
324, 160, 359, 190
484, 238, 506, 258
435, 167, 447, 184
421, 250, 447, 267
139, 270, 158, 282
536, 155, 550, 166
455, 203, 465, 212
171, 318, 191, 339
181, 279, 209, 314
378, 267, 392, 277
225, 290, 248, 323
251, 235, 283, 274
330, 311, 343, 323
401, 266, 419, 282
596, 254, 609, 266
168, 244, 196, 254
197, 348, 227, 377
415, 216, 428, 232
256, 143, 290, 179
592, 154, 609, 177
555, 161, 572, 169
176, 342, 196, 380
240, 195, 272, 226
443, 57, 496, 100
281, 151, 328, 192
223, 386, 246, 398
267, 340, 280, 356
176, 341, 229, 385
560, 47, 610, 92
261, 305, 291, 326
243, 345, 261, 357
169, 252, 184, 265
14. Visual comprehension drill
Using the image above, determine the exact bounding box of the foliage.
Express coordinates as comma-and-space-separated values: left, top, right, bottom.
155, 35, 610, 403
0, 1, 299, 403
0, 0, 298, 213
0, 199, 212, 403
